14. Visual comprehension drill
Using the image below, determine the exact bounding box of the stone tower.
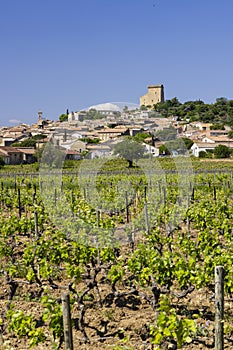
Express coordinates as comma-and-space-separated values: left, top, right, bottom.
140, 84, 164, 107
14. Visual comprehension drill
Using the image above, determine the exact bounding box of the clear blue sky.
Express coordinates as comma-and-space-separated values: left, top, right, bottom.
1, 0, 233, 126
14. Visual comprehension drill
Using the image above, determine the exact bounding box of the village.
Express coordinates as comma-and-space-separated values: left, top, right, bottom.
0, 84, 233, 165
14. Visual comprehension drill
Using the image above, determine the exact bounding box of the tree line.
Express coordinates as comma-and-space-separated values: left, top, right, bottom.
142, 97, 233, 127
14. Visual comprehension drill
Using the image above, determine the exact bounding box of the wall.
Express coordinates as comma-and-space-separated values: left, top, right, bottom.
140, 85, 164, 107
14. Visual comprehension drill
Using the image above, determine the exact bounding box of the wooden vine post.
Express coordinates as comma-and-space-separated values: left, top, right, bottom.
34, 211, 38, 238
125, 191, 129, 223
62, 293, 73, 350
96, 208, 100, 264
215, 266, 224, 350
144, 201, 149, 234
18, 187, 21, 218
54, 188, 57, 206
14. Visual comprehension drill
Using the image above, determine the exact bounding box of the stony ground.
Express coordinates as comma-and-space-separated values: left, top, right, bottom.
0, 274, 233, 350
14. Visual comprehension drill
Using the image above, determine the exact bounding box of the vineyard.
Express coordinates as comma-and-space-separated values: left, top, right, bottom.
0, 158, 233, 349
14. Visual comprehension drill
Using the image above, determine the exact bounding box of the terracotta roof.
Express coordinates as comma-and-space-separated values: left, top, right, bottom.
66, 150, 81, 155
0, 150, 8, 157
79, 131, 98, 137
2, 134, 17, 139
97, 128, 128, 134
193, 142, 216, 148
127, 125, 145, 129
72, 126, 90, 131
193, 141, 233, 149
86, 145, 111, 150
209, 130, 229, 135
16, 148, 35, 155
0, 146, 22, 153
9, 127, 26, 132
206, 136, 233, 142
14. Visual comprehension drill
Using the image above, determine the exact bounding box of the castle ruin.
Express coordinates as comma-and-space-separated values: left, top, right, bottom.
140, 84, 164, 107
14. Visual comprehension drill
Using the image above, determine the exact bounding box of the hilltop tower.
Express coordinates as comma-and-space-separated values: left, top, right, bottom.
37, 110, 45, 129
140, 84, 164, 107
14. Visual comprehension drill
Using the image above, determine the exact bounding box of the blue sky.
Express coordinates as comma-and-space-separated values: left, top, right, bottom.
1, 0, 233, 126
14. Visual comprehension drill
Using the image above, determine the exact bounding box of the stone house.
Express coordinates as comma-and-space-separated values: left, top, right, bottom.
191, 141, 233, 157
143, 143, 159, 157
16, 148, 36, 164
70, 140, 87, 153
65, 150, 82, 161
0, 146, 23, 164
0, 149, 10, 164
86, 144, 111, 159
97, 127, 129, 141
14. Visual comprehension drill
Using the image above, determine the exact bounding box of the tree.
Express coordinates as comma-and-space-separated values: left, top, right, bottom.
171, 97, 181, 107
34, 144, 46, 162
86, 109, 105, 120
199, 151, 208, 158
210, 123, 225, 130
163, 138, 192, 155
80, 137, 100, 144
214, 144, 231, 158
33, 134, 47, 140
39, 143, 64, 167
11, 139, 37, 148
154, 127, 177, 141
59, 114, 68, 122
181, 137, 194, 150
113, 139, 145, 167
159, 144, 170, 156
215, 97, 228, 105
133, 132, 151, 143
199, 150, 212, 158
